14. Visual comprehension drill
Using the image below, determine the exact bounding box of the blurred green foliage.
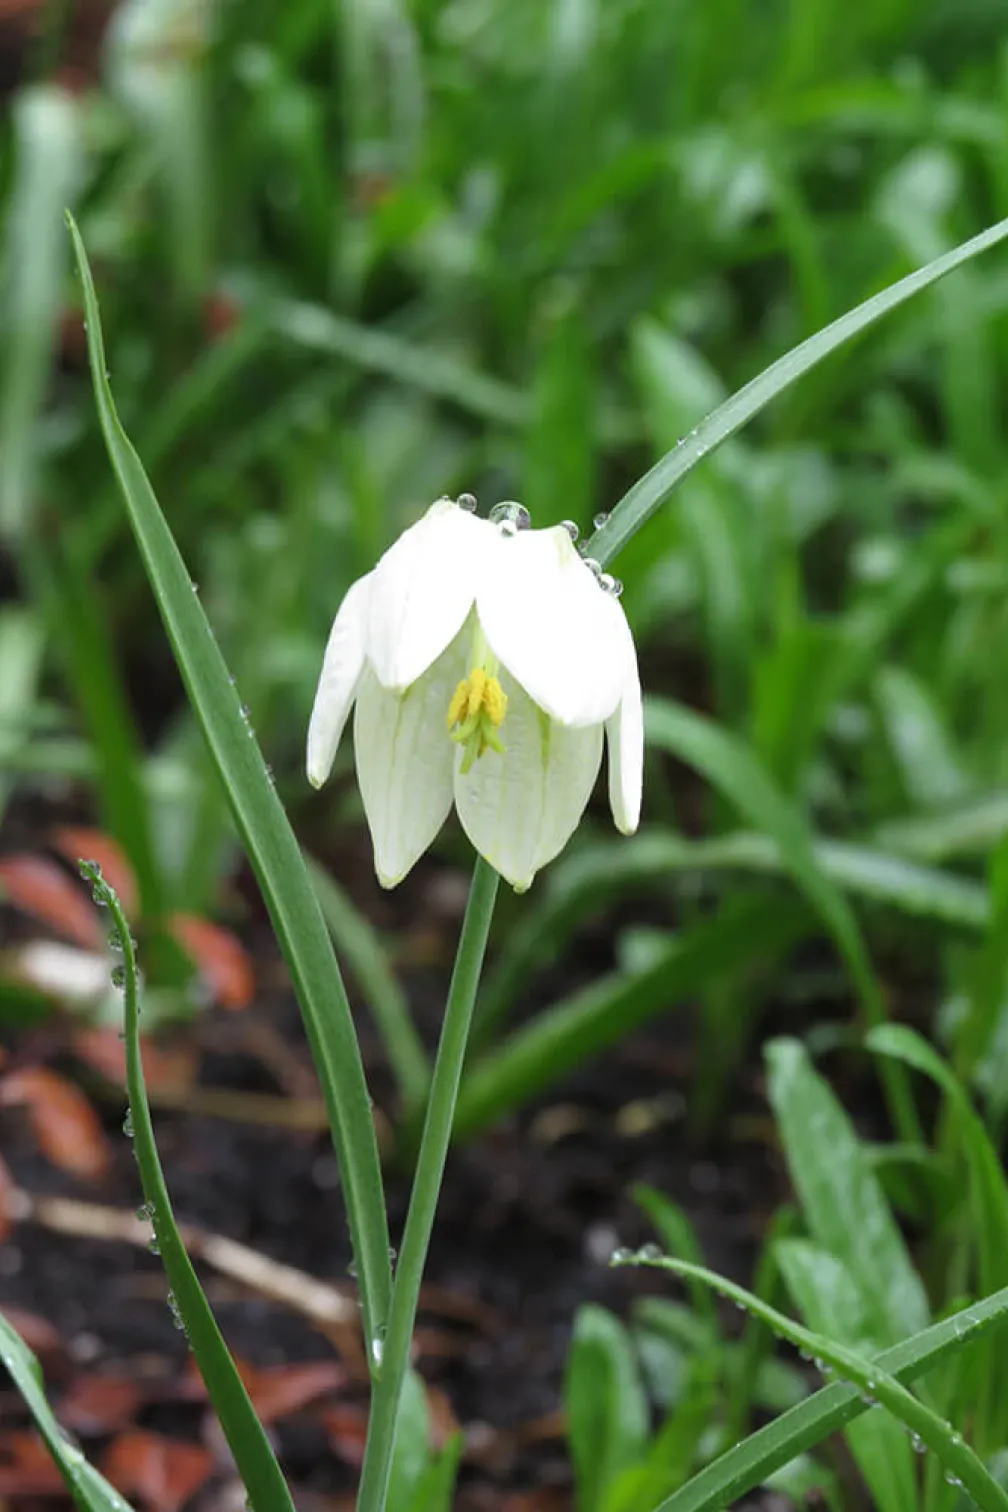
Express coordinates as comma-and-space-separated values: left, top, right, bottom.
4, 0, 1008, 1133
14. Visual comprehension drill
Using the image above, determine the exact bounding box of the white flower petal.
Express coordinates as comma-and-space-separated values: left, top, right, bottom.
453, 673, 603, 891
307, 573, 373, 788
476, 526, 634, 726
606, 659, 643, 834
353, 635, 466, 887
367, 499, 497, 692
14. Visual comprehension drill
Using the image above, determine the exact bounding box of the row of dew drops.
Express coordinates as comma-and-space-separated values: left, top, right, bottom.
610, 1243, 968, 1486
82, 850, 390, 1368
77, 860, 191, 1337
453, 493, 624, 597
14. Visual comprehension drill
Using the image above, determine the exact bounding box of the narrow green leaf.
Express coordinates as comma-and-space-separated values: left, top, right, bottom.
476, 829, 987, 1042
623, 1255, 1008, 1512
776, 1241, 916, 1512
0, 1310, 135, 1512
67, 216, 391, 1347
874, 665, 969, 810
867, 1025, 1008, 1295
273, 299, 528, 426
589, 213, 1008, 566
634, 1186, 718, 1331
82, 865, 295, 1512
766, 1038, 929, 1346
386, 1370, 432, 1512
566, 1305, 649, 1512
457, 894, 803, 1140
646, 698, 920, 1139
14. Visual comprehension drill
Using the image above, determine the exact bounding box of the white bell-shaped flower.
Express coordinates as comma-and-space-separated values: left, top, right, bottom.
307, 497, 642, 891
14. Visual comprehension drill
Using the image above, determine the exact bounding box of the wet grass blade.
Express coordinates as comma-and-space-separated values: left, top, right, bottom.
0, 1310, 136, 1512
620, 1254, 1008, 1512
457, 894, 803, 1140
80, 864, 295, 1512
475, 829, 987, 1044
867, 1025, 1008, 1296
67, 215, 392, 1348
645, 697, 920, 1141
766, 1037, 929, 1346
589, 213, 1008, 566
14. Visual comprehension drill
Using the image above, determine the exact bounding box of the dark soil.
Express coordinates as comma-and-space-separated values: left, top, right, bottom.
0, 831, 800, 1512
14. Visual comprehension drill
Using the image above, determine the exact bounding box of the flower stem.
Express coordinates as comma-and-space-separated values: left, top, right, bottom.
356, 857, 499, 1512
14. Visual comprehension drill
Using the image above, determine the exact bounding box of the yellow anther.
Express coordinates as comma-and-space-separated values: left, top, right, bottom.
467, 667, 488, 720
483, 676, 507, 727
447, 680, 470, 730
447, 667, 508, 772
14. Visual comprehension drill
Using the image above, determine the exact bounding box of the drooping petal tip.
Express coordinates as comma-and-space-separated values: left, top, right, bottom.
606, 661, 644, 836
306, 574, 373, 790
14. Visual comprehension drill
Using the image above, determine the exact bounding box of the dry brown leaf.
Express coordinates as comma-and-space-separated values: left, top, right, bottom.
237, 1358, 346, 1424
0, 1067, 112, 1179
60, 1373, 144, 1434
0, 854, 104, 950
101, 1430, 214, 1512
0, 1430, 69, 1496
72, 1027, 196, 1094
317, 1402, 369, 1467
170, 914, 255, 1011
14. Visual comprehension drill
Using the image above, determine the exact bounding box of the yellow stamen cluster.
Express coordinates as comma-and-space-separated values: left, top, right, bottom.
447, 667, 508, 772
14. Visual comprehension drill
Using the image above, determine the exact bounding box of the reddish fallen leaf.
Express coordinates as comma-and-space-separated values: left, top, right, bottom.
0, 1151, 23, 1243
72, 1028, 196, 1095
318, 1402, 369, 1467
49, 828, 138, 919
100, 1431, 214, 1512
169, 914, 254, 1011
0, 854, 104, 950
60, 1374, 143, 1434
0, 1430, 68, 1496
0, 1067, 112, 1179
0, 1305, 62, 1363
238, 1359, 346, 1424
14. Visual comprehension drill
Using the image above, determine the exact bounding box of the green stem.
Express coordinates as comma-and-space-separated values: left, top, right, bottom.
356, 858, 499, 1512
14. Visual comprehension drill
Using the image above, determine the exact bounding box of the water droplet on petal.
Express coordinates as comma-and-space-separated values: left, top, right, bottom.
598, 572, 615, 592
489, 501, 531, 532
610, 578, 624, 598
582, 557, 602, 577
593, 512, 610, 530
561, 519, 579, 542
457, 492, 477, 512
636, 1242, 662, 1261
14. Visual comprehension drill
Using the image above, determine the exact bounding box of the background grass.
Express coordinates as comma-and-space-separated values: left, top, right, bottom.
6, 0, 1008, 1502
